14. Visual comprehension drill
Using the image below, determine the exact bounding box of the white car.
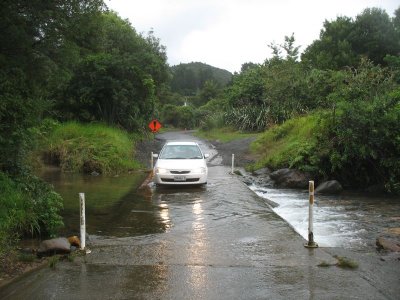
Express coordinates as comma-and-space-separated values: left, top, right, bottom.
153, 141, 209, 185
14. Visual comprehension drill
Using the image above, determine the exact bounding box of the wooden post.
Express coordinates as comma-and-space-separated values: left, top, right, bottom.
151, 152, 154, 170
304, 181, 318, 248
231, 154, 235, 174
79, 193, 86, 250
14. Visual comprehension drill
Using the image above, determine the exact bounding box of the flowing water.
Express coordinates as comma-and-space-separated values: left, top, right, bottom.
250, 185, 400, 252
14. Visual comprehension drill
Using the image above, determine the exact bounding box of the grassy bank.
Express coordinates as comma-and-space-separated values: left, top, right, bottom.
41, 121, 141, 174
195, 127, 259, 143
249, 113, 327, 174
0, 172, 63, 274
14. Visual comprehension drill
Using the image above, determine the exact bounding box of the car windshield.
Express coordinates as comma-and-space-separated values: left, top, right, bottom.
159, 145, 203, 159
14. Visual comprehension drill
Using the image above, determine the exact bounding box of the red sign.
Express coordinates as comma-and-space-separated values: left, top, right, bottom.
148, 119, 162, 133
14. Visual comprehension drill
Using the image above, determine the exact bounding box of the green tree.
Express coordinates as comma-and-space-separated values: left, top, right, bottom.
196, 80, 220, 106
58, 11, 169, 130
349, 8, 398, 66
302, 7, 400, 69
227, 65, 266, 107
0, 0, 105, 173
301, 16, 357, 69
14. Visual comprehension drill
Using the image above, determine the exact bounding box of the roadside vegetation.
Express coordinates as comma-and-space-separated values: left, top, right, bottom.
249, 113, 325, 173
0, 172, 63, 273
0, 0, 168, 268
40, 121, 141, 174
171, 7, 400, 194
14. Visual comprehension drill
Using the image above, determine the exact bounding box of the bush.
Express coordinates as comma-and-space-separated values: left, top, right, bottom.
161, 104, 195, 129
0, 172, 63, 258
323, 60, 400, 192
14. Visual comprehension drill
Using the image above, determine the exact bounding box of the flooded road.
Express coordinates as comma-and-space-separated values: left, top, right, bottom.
39, 170, 168, 237
1, 131, 399, 299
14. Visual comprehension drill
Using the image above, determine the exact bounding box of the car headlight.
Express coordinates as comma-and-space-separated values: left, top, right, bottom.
155, 167, 168, 174
192, 167, 206, 174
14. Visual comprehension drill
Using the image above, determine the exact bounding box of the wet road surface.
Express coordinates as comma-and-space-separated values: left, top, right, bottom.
1, 131, 399, 299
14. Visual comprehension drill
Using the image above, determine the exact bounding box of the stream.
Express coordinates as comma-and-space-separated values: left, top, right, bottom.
250, 185, 400, 252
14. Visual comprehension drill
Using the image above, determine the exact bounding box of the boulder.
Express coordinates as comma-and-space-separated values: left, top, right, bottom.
270, 168, 310, 189
376, 237, 400, 252
253, 167, 271, 176
37, 237, 71, 257
315, 180, 343, 194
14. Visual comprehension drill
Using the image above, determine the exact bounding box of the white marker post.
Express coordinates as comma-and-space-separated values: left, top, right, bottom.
231, 154, 235, 174
151, 151, 154, 170
304, 181, 318, 248
79, 193, 86, 250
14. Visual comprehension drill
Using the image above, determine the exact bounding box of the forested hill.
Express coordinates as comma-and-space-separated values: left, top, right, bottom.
170, 62, 232, 95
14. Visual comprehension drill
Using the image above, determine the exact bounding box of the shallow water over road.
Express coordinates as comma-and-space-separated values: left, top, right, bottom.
39, 168, 164, 237
251, 185, 400, 252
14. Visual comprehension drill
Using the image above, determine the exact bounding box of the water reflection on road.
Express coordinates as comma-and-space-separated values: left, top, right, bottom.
39, 168, 172, 237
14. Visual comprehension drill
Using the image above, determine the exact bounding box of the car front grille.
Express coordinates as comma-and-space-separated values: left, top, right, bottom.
170, 171, 190, 174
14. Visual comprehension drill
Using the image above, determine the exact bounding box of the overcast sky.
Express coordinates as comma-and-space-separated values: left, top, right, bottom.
106, 0, 399, 73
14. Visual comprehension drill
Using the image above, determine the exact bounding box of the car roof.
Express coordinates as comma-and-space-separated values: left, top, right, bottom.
164, 141, 198, 146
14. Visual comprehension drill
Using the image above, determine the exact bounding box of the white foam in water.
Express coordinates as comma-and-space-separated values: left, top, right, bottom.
250, 185, 367, 249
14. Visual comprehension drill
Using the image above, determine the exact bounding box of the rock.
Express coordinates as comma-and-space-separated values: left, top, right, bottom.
270, 168, 310, 189
376, 237, 400, 252
241, 176, 254, 186
91, 171, 100, 176
315, 180, 343, 194
256, 176, 274, 188
253, 167, 271, 176
37, 237, 71, 257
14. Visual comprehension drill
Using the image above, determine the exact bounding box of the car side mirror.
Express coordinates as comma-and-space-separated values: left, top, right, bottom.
204, 153, 209, 158
153, 153, 159, 158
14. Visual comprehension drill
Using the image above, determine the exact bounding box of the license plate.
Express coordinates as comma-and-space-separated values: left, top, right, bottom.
174, 176, 186, 181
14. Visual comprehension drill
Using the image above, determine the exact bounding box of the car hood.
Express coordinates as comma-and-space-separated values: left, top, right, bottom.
155, 159, 207, 170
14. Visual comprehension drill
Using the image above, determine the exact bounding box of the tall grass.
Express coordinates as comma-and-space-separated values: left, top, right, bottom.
42, 122, 141, 174
0, 172, 63, 260
224, 104, 273, 131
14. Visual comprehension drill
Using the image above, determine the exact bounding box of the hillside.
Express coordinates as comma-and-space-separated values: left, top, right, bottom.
170, 62, 232, 95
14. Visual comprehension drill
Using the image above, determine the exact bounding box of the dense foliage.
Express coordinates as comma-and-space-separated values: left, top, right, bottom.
302, 8, 400, 69
58, 13, 169, 130
0, 0, 169, 253
202, 7, 400, 193
1, 1, 169, 174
